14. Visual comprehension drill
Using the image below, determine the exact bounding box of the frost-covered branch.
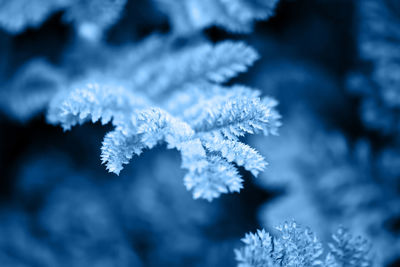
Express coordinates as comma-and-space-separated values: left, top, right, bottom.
47, 38, 281, 201
235, 221, 372, 267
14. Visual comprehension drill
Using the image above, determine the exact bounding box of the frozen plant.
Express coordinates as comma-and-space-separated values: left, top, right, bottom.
47, 44, 281, 200
0, 0, 282, 201
44, 1, 281, 201
254, 112, 400, 266
235, 221, 372, 267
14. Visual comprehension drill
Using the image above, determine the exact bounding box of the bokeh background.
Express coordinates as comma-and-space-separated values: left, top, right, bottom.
1, 0, 400, 266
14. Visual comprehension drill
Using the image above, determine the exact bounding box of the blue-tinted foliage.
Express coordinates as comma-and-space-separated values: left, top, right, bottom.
254, 115, 400, 265
235, 221, 372, 267
348, 0, 400, 136
1, 0, 399, 266
1, 0, 281, 201
45, 38, 281, 201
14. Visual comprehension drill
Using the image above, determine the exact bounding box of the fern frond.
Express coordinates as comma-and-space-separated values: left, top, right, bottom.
261, 96, 281, 136
101, 131, 145, 175
47, 39, 280, 200
191, 96, 277, 139
274, 221, 324, 267
235, 229, 278, 267
178, 139, 208, 172
47, 82, 150, 130
202, 133, 267, 177
201, 41, 260, 83
235, 221, 373, 267
183, 154, 243, 201
134, 41, 259, 97
49, 82, 280, 200
101, 108, 247, 200
326, 227, 372, 267
165, 84, 260, 118
135, 108, 195, 149
177, 138, 240, 201
101, 108, 194, 175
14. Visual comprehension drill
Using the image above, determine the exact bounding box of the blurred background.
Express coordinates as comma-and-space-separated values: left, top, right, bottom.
1, 0, 400, 266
